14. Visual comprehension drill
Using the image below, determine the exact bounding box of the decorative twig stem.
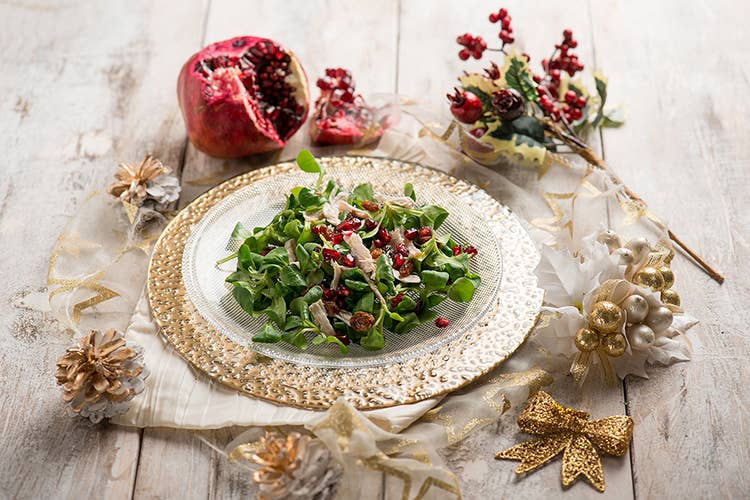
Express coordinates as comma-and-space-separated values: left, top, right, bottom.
542, 119, 724, 284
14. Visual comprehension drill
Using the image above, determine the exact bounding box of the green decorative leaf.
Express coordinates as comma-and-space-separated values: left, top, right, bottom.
296, 150, 321, 173
602, 105, 625, 127
501, 54, 539, 103
591, 72, 608, 128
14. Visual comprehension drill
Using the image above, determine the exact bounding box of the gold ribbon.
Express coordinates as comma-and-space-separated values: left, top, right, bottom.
496, 391, 633, 492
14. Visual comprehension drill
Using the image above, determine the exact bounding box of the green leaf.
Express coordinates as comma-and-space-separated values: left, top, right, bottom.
351, 183, 375, 202
403, 183, 416, 200
295, 243, 310, 272
298, 187, 326, 209
421, 270, 450, 289
344, 279, 370, 292
253, 322, 282, 343
354, 292, 374, 313
296, 150, 321, 173
324, 335, 349, 354
230, 222, 253, 241
280, 264, 306, 288
395, 295, 417, 313
425, 291, 447, 308
282, 329, 308, 350
283, 220, 301, 239
375, 254, 396, 293
394, 312, 420, 334
303, 285, 323, 304
420, 205, 449, 230
232, 286, 255, 314
502, 54, 539, 103
591, 72, 608, 128
448, 277, 477, 302
360, 328, 385, 350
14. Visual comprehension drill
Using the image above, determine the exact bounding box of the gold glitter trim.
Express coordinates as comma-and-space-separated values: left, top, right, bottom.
147, 156, 543, 410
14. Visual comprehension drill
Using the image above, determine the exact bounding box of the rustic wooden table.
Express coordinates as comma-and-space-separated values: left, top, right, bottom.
2, 1, 747, 498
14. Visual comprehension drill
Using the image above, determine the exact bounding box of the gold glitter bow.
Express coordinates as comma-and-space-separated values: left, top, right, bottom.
496, 391, 633, 492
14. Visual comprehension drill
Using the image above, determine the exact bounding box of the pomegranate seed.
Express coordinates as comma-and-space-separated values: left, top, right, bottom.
395, 244, 408, 256
418, 227, 432, 243
335, 334, 351, 345
392, 254, 405, 268
311, 225, 321, 235
322, 288, 338, 300
336, 217, 361, 232
452, 245, 461, 256
435, 317, 450, 328
390, 293, 405, 308
322, 248, 341, 261
464, 245, 478, 256
336, 297, 346, 308
373, 238, 385, 248
364, 219, 378, 231
336, 285, 351, 298
342, 254, 355, 267
378, 228, 391, 243
331, 233, 344, 244
404, 228, 418, 240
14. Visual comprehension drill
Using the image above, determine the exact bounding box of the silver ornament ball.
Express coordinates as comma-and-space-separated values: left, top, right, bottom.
626, 324, 656, 350
646, 306, 673, 333
622, 294, 649, 324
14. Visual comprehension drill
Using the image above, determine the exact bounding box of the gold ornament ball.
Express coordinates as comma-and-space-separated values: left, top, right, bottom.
661, 289, 681, 307
634, 266, 665, 291
575, 327, 600, 352
659, 266, 675, 289
602, 333, 627, 357
588, 301, 624, 334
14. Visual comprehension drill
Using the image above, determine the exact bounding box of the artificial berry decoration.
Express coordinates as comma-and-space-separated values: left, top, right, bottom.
447, 88, 483, 124
492, 88, 525, 121
456, 33, 487, 60
488, 8, 514, 45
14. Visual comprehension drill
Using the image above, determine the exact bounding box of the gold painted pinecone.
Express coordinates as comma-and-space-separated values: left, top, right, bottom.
108, 154, 170, 205
251, 431, 342, 500
55, 329, 148, 423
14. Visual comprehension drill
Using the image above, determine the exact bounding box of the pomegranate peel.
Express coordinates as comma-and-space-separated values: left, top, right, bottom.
177, 36, 309, 158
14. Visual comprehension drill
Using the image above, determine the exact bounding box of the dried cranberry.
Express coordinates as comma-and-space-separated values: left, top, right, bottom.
464, 245, 478, 256
390, 293, 405, 308
373, 238, 385, 248
378, 228, 391, 243
452, 245, 462, 256
370, 247, 383, 259
342, 254, 356, 267
360, 200, 379, 212
399, 260, 414, 278
364, 219, 378, 231
418, 227, 432, 243
392, 254, 405, 268
336, 285, 351, 297
322, 248, 341, 261
322, 287, 338, 300
404, 228, 418, 240
435, 317, 450, 328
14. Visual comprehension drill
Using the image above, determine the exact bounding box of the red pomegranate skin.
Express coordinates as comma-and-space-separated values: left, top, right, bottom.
177, 36, 309, 158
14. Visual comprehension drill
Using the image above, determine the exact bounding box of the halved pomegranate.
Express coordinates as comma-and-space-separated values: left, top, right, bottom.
177, 36, 309, 158
310, 68, 387, 146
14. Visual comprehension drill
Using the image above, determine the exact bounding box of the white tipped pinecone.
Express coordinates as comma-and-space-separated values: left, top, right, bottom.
55, 329, 148, 423
251, 432, 342, 500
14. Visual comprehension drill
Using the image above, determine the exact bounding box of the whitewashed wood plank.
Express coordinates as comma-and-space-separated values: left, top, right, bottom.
590, 0, 750, 498
0, 0, 208, 497
397, 1, 631, 498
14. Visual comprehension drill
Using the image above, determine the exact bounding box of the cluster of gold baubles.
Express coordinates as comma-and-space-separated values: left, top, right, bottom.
575, 234, 680, 357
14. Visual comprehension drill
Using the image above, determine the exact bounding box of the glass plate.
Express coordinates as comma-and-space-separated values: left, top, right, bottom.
182, 160, 503, 368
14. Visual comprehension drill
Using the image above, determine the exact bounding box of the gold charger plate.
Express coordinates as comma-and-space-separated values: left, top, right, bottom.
147, 156, 543, 410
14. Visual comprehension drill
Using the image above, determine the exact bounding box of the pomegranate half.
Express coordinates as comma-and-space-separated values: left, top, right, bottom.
177, 36, 309, 158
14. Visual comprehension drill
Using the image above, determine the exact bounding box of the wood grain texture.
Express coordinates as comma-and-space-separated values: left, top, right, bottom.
0, 0, 207, 498
589, 0, 750, 498
1, 0, 748, 498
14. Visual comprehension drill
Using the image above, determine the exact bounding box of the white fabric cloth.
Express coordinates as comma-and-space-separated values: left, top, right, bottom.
111, 292, 440, 431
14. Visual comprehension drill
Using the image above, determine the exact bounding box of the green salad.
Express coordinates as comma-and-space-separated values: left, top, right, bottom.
219, 151, 481, 354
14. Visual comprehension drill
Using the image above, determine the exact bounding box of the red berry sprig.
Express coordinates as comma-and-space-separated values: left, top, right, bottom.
489, 7, 514, 45
456, 33, 487, 60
